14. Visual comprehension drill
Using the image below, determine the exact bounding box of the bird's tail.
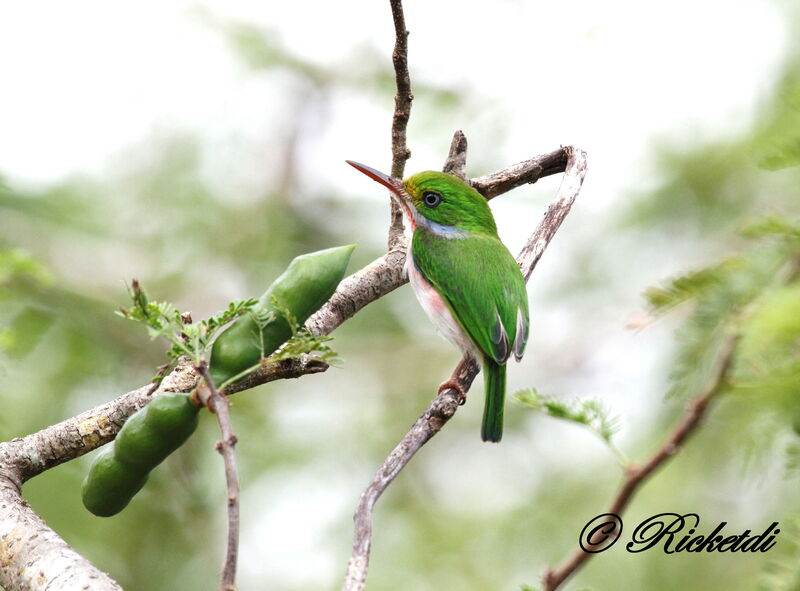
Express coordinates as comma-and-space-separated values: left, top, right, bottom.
481, 358, 506, 442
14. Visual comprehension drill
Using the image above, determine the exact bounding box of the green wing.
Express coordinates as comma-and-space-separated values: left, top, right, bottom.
411, 229, 529, 364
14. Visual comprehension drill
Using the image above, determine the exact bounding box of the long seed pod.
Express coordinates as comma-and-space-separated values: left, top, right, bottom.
209, 244, 356, 387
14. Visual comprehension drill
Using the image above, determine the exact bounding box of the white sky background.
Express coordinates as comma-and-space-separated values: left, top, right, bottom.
0, 1, 790, 588
0, 1, 784, 187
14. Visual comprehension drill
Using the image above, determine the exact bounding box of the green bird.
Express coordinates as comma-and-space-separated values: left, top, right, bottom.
347, 160, 529, 442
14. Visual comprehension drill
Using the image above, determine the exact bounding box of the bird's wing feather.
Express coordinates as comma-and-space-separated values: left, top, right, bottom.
411, 230, 529, 364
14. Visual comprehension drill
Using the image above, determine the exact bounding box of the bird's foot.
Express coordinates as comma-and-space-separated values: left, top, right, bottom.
437, 379, 467, 405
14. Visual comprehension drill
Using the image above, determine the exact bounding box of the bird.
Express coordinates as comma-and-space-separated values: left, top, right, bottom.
346, 160, 529, 442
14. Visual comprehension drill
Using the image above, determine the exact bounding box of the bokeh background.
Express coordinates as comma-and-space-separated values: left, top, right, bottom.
2, 1, 800, 589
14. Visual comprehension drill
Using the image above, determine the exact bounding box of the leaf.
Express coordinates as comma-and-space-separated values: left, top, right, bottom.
270, 327, 339, 366
643, 262, 733, 315
515, 388, 621, 445
662, 240, 792, 399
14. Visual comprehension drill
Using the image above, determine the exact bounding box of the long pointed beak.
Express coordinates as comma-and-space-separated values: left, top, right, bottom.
346, 160, 405, 197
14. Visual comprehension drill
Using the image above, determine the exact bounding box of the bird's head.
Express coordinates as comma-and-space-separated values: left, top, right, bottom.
346, 160, 497, 235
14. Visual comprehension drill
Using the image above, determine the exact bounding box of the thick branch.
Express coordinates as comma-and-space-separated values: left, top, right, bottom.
0, 356, 324, 591
0, 356, 324, 487
0, 477, 122, 591
542, 335, 739, 591
387, 0, 413, 250
342, 145, 588, 591
0, 359, 199, 487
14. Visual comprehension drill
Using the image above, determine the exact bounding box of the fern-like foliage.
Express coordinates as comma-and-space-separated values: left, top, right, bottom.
117, 279, 258, 364
515, 388, 625, 464
270, 328, 340, 366
646, 220, 800, 400
643, 215, 800, 470
117, 280, 340, 385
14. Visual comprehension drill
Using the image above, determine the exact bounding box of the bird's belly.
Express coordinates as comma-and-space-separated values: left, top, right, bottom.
405, 254, 477, 358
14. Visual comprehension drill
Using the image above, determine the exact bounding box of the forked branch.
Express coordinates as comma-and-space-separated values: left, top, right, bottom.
342, 144, 588, 591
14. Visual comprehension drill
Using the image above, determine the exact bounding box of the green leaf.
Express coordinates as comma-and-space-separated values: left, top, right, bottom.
662, 239, 793, 399
515, 388, 622, 449
643, 261, 734, 315
270, 327, 339, 366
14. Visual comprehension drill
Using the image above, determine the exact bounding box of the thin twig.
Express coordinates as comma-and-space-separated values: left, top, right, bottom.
196, 362, 240, 591
342, 145, 588, 591
542, 335, 739, 591
387, 0, 413, 251
342, 358, 478, 591
222, 355, 329, 395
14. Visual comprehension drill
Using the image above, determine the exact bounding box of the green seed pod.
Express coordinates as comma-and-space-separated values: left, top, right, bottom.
115, 394, 200, 470
81, 446, 149, 517
113, 405, 165, 470
83, 393, 200, 517
209, 244, 356, 386
145, 393, 201, 441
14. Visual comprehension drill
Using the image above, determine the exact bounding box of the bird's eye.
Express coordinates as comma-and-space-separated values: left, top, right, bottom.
422, 191, 441, 207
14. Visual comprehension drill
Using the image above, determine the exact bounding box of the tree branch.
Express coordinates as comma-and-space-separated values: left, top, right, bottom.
342, 144, 588, 591
0, 355, 325, 591
0, 142, 580, 591
442, 130, 468, 180
471, 148, 569, 199
387, 0, 413, 251
542, 334, 739, 591
195, 363, 240, 591
343, 358, 478, 591
0, 359, 200, 487
0, 475, 123, 591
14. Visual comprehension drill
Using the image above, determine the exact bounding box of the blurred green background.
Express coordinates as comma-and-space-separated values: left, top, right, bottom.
2, 2, 800, 590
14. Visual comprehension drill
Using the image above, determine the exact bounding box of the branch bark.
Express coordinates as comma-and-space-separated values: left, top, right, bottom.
0, 355, 325, 591
387, 0, 413, 251
196, 363, 240, 591
0, 476, 123, 591
471, 148, 569, 199
542, 334, 739, 591
442, 130, 468, 180
342, 144, 588, 591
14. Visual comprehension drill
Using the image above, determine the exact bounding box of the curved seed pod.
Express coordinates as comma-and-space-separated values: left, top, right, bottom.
114, 394, 200, 469
82, 393, 200, 517
81, 447, 149, 517
209, 244, 356, 387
